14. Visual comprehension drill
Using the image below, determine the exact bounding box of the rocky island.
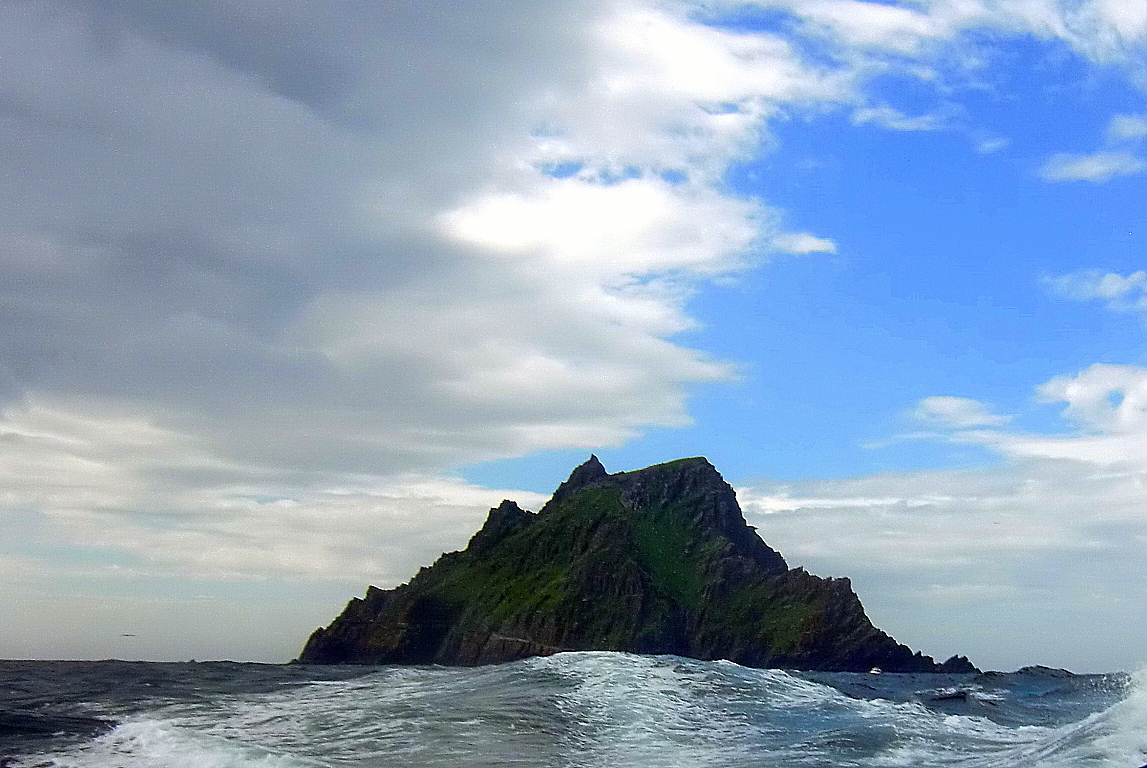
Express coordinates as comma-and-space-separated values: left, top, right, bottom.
300, 456, 976, 673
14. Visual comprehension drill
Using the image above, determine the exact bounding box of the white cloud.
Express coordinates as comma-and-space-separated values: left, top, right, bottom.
909, 365, 1147, 468
1107, 113, 1147, 142
1039, 151, 1146, 182
852, 105, 947, 131
1090, 0, 1147, 47
554, 3, 851, 171
1038, 113, 1147, 183
830, 355, 1147, 668
913, 395, 1010, 428
738, 458, 1147, 671
1046, 269, 1147, 314
771, 232, 839, 255
0, 397, 551, 585
752, 0, 1147, 67
1039, 364, 1147, 433
440, 176, 761, 276
976, 136, 1010, 154
771, 0, 947, 54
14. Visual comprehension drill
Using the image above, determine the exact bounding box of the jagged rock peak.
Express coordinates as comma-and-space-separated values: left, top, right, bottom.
548, 454, 609, 504
466, 499, 534, 553
937, 655, 980, 674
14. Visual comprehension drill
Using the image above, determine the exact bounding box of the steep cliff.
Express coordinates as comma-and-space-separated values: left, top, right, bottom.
299, 457, 974, 672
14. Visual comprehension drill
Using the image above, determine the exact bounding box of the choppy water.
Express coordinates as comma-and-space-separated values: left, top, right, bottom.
1, 652, 1142, 768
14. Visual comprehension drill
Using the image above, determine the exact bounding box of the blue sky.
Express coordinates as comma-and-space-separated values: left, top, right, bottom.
2, 0, 1147, 672
467, 30, 1147, 490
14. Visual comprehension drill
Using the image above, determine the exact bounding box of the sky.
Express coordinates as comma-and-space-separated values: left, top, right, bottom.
1, 0, 1146, 673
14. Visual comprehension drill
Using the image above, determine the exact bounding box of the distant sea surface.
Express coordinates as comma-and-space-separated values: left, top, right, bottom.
1, 652, 1143, 767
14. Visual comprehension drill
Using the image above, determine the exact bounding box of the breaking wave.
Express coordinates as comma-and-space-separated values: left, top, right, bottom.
5, 654, 1142, 768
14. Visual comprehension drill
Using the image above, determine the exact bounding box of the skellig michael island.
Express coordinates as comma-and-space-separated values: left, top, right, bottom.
300, 457, 976, 673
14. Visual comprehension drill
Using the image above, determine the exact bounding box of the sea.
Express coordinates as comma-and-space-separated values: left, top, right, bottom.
1, 652, 1144, 768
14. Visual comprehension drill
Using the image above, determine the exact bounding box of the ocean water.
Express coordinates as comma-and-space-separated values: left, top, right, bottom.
1, 652, 1143, 768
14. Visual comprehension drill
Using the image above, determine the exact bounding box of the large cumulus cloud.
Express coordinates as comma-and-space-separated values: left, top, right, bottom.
0, 0, 841, 658
3, 0, 1147, 660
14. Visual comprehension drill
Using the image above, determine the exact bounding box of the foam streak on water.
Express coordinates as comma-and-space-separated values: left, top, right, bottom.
2, 654, 1142, 768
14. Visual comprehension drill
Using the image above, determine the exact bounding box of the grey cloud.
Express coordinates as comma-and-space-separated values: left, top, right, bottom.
9, 0, 1146, 665
52, 0, 354, 112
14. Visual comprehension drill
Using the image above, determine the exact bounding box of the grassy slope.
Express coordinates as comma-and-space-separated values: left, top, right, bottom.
305, 458, 922, 669
389, 462, 823, 661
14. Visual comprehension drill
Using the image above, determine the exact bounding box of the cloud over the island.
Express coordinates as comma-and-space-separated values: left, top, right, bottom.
0, 0, 851, 490
0, 0, 854, 658
3, 0, 1147, 660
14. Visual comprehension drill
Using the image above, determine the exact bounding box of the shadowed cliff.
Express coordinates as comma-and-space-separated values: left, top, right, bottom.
299, 457, 976, 673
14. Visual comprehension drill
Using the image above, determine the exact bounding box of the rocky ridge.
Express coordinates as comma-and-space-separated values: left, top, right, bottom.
299, 456, 976, 673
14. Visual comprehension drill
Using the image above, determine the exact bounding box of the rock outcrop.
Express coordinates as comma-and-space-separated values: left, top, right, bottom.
299, 457, 976, 672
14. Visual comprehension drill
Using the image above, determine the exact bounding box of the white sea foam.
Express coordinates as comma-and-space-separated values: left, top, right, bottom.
998, 668, 1147, 768
12, 718, 319, 768
879, 667, 1146, 768
536, 651, 757, 767
7, 654, 1139, 768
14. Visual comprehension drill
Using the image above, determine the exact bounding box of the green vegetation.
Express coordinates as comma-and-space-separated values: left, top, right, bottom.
300, 456, 945, 672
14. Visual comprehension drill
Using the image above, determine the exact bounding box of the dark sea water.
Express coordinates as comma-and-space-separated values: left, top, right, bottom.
0, 652, 1141, 767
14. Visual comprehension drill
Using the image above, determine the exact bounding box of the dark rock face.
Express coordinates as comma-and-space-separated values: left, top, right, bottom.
937, 655, 979, 674
300, 457, 972, 672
